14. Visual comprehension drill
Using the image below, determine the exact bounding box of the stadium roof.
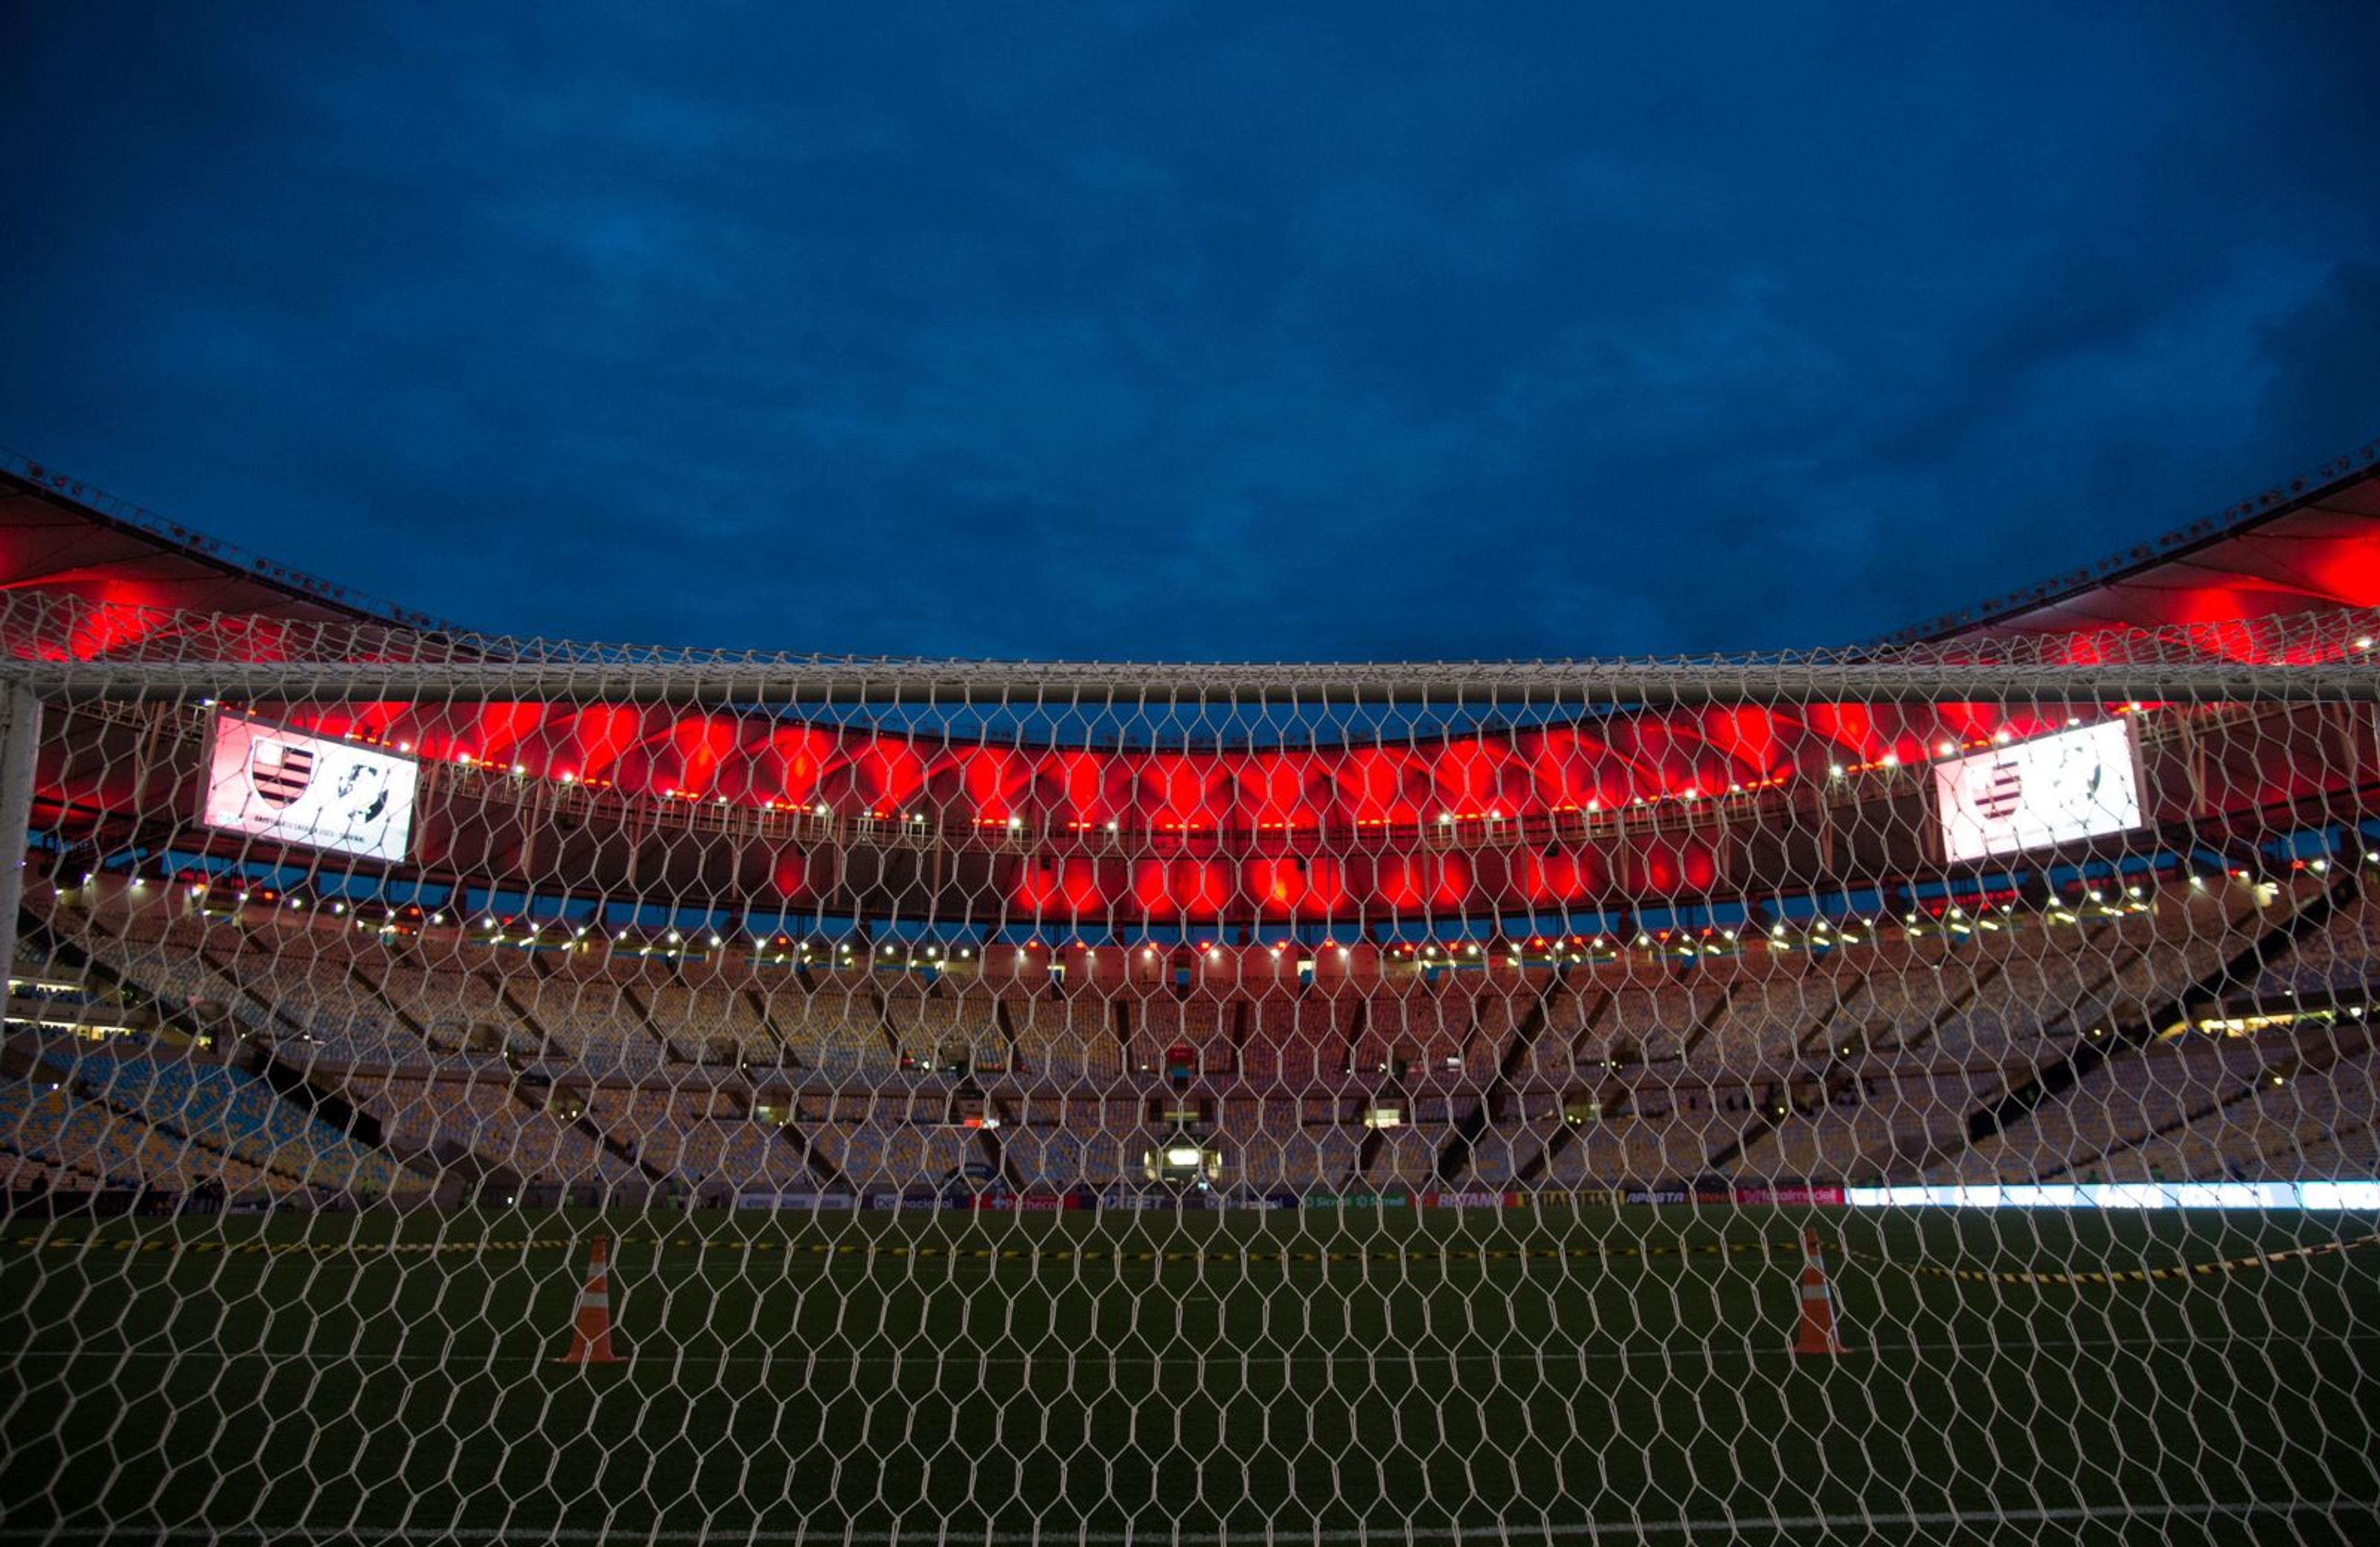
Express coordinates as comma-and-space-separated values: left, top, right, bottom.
0, 449, 452, 636
7, 443, 2377, 926
9, 437, 2380, 663
1882, 438, 2380, 646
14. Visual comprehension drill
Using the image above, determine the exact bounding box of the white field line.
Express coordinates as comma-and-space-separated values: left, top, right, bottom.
9, 1328, 2379, 1370
1, 1496, 2375, 1544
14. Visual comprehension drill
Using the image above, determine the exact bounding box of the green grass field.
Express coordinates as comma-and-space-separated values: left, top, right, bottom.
2, 1203, 2376, 1544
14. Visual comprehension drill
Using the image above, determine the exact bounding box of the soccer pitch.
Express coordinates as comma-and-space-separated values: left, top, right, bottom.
2, 1204, 2375, 1544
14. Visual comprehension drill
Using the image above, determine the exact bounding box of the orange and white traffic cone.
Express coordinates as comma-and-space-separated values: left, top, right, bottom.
1792, 1227, 1848, 1357
555, 1235, 620, 1365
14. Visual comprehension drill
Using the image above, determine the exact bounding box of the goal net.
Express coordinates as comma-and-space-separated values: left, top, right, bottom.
1, 591, 2375, 1544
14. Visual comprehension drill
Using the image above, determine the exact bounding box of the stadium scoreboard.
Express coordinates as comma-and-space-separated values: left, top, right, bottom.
1934, 717, 2143, 863
200, 711, 420, 863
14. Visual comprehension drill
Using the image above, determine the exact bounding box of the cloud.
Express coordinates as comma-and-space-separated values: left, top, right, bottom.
2254, 262, 2380, 460
2, 4, 2376, 660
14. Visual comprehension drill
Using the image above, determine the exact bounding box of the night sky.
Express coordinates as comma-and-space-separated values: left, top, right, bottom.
6, 6, 2379, 662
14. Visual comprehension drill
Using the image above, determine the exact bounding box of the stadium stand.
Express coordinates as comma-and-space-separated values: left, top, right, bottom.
9, 860, 2377, 1206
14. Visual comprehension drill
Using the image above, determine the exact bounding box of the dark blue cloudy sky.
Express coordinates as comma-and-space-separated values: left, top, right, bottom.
5, 4, 2378, 660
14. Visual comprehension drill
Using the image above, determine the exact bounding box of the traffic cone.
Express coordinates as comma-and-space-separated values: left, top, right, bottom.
555, 1235, 620, 1365
1792, 1227, 1848, 1357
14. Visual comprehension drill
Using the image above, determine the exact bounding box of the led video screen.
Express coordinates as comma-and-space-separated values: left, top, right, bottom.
1935, 718, 2141, 863
201, 713, 419, 863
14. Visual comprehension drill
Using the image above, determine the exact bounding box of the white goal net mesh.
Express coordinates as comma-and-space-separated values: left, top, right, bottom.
1, 593, 2376, 1544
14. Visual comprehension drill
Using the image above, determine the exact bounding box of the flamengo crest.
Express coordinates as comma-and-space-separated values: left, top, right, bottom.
249, 739, 315, 809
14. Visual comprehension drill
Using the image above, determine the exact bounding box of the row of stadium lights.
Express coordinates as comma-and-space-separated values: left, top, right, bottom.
144, 846, 2332, 927
146, 857, 2367, 965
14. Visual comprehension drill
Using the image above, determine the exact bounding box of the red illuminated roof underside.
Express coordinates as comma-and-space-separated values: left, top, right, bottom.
0, 454, 449, 636
1890, 439, 2380, 645
11, 441, 2380, 663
